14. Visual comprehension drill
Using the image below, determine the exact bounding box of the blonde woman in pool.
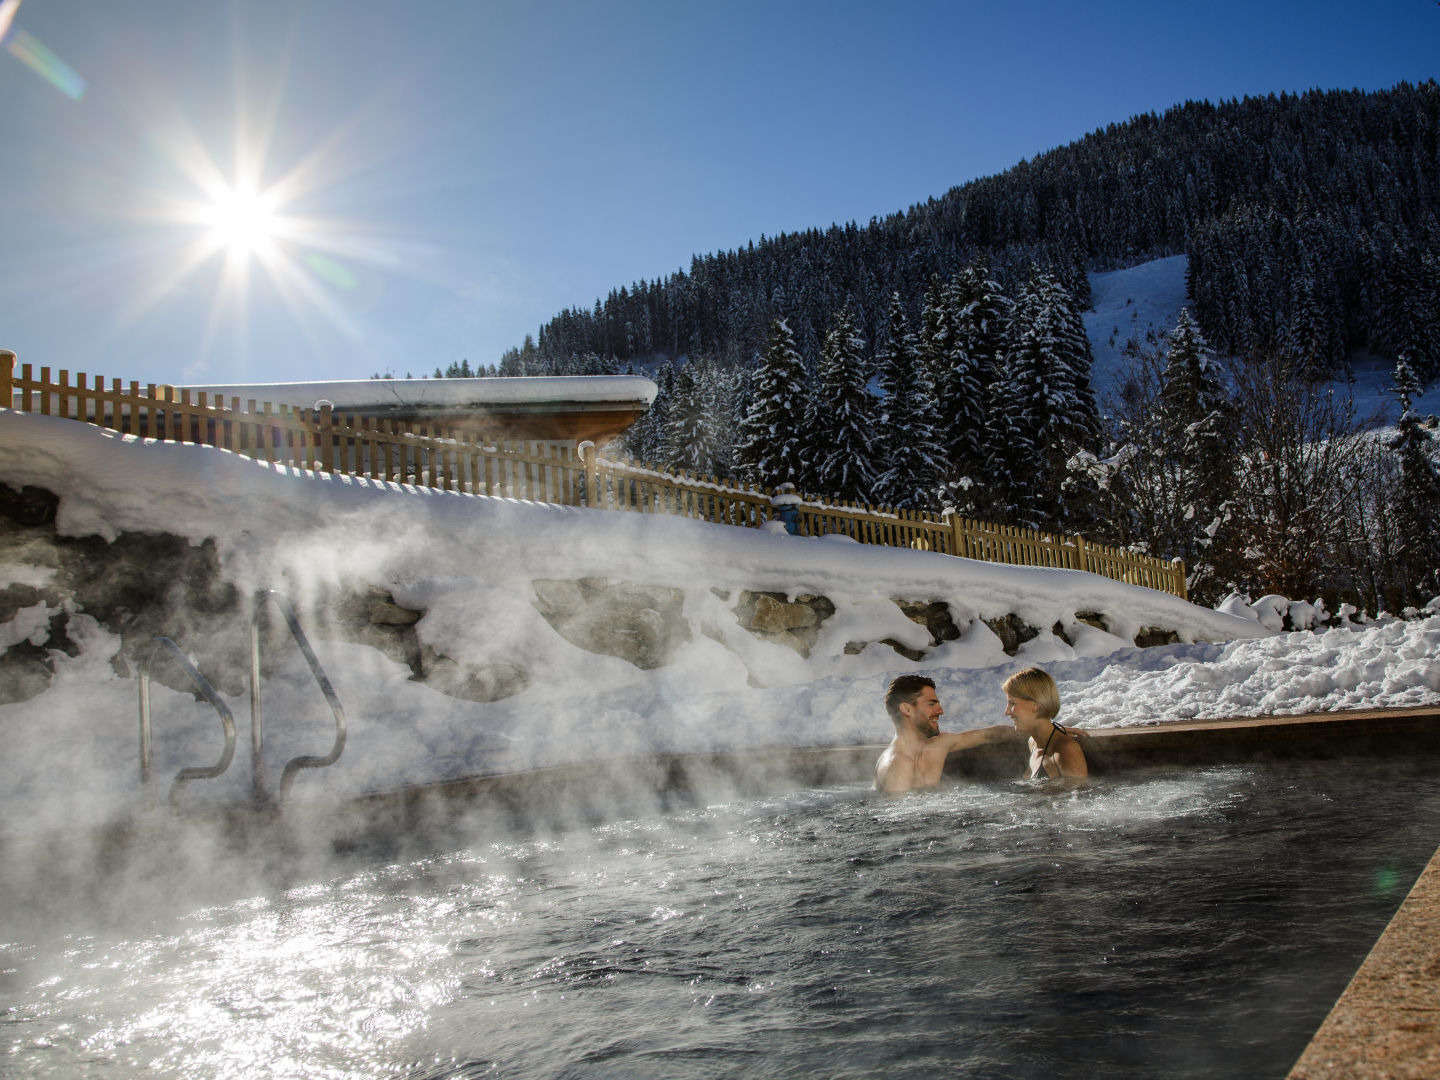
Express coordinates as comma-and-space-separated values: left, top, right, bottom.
1003, 667, 1088, 783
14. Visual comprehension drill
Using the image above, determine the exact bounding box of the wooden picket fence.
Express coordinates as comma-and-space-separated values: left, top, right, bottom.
793, 500, 1185, 596
0, 352, 1186, 597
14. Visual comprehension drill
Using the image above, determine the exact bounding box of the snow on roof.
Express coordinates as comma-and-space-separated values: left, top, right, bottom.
177, 374, 658, 412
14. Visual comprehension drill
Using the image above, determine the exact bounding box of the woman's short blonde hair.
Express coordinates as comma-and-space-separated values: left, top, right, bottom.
1002, 667, 1060, 720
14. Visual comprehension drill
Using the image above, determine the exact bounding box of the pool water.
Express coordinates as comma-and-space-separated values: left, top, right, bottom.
4, 756, 1440, 1079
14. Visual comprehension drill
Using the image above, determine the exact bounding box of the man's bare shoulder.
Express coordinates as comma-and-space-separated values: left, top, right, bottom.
875, 742, 917, 794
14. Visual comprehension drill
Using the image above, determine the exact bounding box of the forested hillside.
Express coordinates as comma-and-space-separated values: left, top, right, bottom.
445, 82, 1440, 616
489, 81, 1438, 382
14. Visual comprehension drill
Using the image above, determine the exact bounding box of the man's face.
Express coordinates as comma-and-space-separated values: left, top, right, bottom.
902, 686, 943, 737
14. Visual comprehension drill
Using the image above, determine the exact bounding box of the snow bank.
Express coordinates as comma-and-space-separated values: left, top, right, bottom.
1062, 617, 1440, 725
0, 411, 1259, 645
10, 407, 1407, 839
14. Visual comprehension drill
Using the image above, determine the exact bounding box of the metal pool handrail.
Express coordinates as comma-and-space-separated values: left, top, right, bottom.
138, 636, 236, 805
250, 589, 348, 804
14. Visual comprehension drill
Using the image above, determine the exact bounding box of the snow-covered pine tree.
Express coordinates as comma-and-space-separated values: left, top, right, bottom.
991, 270, 1099, 528
700, 357, 747, 480
987, 317, 1052, 527
1028, 270, 1102, 459
660, 358, 731, 476
1283, 262, 1345, 379
660, 365, 704, 472
922, 274, 986, 511
1151, 308, 1237, 592
1159, 309, 1234, 507
1386, 355, 1440, 601
917, 276, 952, 380
734, 318, 811, 490
874, 293, 946, 508
621, 360, 673, 462
809, 307, 878, 502
950, 266, 1012, 514
871, 292, 907, 488
949, 264, 1010, 406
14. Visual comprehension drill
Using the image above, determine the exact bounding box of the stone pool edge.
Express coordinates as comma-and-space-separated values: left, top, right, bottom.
1287, 833, 1440, 1079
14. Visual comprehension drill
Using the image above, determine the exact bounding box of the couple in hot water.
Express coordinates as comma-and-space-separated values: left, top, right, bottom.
875, 667, 1086, 794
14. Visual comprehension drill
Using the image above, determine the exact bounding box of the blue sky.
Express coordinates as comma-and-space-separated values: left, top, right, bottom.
1, 0, 1436, 386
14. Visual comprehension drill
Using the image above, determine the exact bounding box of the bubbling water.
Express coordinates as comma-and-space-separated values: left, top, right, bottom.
4, 759, 1439, 1079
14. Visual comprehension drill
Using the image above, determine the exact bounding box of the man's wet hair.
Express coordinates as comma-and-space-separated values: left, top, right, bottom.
885, 674, 936, 725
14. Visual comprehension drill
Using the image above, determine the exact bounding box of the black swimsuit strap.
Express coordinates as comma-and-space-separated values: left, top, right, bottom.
1040, 722, 1065, 758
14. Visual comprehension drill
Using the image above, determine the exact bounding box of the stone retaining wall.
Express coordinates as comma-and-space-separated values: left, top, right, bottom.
0, 480, 1205, 706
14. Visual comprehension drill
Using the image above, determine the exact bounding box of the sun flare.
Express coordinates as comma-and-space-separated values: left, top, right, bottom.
116, 89, 396, 355
202, 184, 280, 258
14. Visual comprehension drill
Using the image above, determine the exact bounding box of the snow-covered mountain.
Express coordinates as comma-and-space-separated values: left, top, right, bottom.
1084, 254, 1440, 423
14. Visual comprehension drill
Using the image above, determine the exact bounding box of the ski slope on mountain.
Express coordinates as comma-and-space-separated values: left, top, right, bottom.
1084, 255, 1440, 422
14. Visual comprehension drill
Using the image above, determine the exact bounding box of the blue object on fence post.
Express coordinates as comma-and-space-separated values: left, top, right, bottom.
771, 482, 801, 535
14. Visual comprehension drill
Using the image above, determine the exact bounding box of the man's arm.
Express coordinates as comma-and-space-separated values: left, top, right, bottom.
935, 725, 1015, 755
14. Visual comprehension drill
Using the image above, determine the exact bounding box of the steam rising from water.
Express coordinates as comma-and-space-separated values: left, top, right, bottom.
5, 410, 1440, 1075
6, 762, 1439, 1079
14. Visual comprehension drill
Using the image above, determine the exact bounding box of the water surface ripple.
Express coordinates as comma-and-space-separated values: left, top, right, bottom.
4, 758, 1439, 1079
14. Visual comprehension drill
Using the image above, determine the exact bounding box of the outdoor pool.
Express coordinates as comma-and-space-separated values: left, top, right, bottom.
4, 755, 1439, 1078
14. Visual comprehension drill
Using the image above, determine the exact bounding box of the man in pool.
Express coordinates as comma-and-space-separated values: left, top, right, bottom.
875, 674, 1014, 794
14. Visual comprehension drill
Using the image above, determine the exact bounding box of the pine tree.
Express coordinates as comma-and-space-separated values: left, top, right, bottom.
1160, 309, 1234, 495
1029, 270, 1101, 457
1386, 356, 1440, 601
874, 293, 946, 508
917, 276, 953, 382
953, 266, 1012, 514
988, 319, 1053, 527
662, 364, 717, 474
622, 361, 674, 462
698, 357, 746, 480
994, 271, 1100, 527
734, 319, 811, 489
1155, 308, 1236, 591
809, 307, 878, 502
927, 273, 989, 510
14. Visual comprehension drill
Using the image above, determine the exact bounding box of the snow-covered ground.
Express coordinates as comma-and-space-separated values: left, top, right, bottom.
1084, 255, 1440, 422
1085, 254, 1192, 397
2, 408, 1439, 837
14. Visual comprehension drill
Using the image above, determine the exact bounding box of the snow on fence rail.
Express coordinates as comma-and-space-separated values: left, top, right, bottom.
787, 499, 1185, 597
1, 354, 1186, 597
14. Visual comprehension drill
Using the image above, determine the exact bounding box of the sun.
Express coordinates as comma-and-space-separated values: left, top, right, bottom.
120, 97, 392, 351
202, 183, 280, 258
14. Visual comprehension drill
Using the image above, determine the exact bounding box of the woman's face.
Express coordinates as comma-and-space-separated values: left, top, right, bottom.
1005, 694, 1043, 734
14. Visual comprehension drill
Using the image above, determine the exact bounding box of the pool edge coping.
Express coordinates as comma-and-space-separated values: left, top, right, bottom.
1287, 838, 1440, 1079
